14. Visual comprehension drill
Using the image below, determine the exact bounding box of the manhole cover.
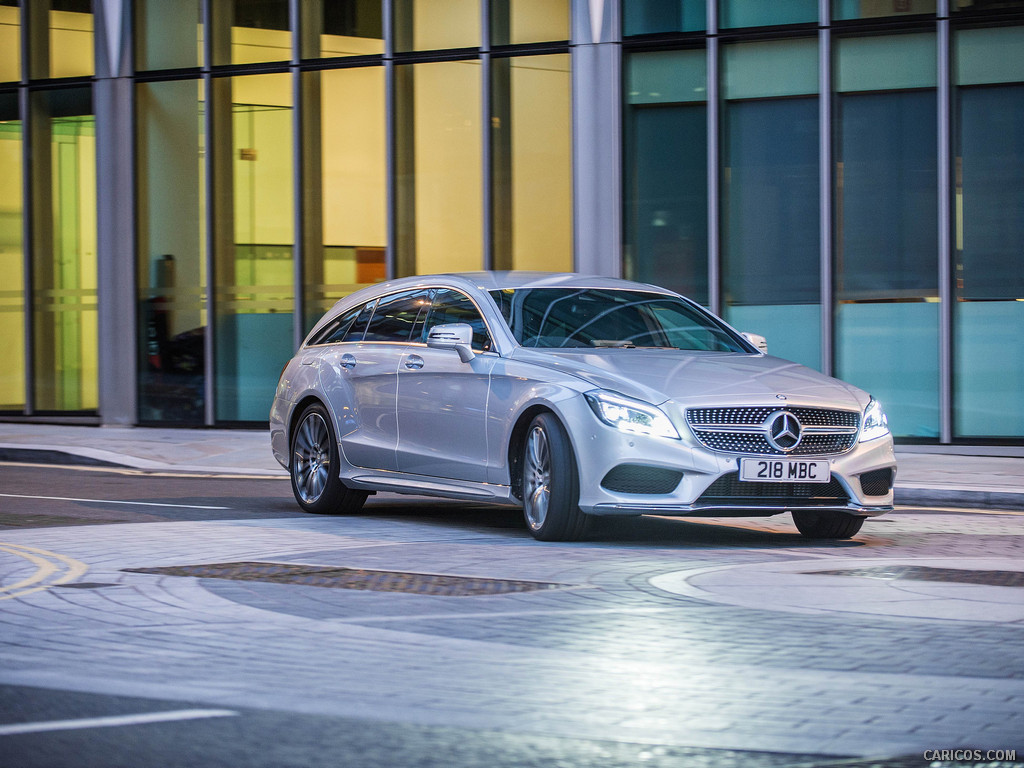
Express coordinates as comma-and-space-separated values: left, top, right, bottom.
807, 565, 1024, 588
123, 561, 572, 596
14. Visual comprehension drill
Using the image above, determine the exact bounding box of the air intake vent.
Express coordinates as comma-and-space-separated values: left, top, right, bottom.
698, 473, 849, 505
859, 468, 894, 497
601, 464, 683, 494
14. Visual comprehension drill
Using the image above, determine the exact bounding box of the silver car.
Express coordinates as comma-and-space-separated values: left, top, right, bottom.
270, 272, 895, 541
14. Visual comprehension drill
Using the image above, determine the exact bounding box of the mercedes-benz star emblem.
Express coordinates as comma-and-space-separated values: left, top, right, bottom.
767, 411, 802, 452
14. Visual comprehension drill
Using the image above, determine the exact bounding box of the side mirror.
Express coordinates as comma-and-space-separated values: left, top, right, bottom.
427, 323, 476, 363
742, 332, 768, 354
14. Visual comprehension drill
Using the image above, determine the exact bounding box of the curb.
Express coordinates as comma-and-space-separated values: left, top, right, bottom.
896, 486, 1024, 511
0, 446, 288, 478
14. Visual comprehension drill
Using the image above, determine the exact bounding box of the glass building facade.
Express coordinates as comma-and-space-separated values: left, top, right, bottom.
0, 0, 1022, 445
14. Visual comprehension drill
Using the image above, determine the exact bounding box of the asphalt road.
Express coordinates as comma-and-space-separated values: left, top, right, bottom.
1, 461, 1023, 768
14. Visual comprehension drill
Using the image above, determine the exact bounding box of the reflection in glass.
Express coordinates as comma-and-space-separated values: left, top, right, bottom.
301, 0, 383, 58
0, 0, 19, 82
624, 0, 707, 35
835, 89, 938, 437
954, 77, 1024, 436
216, 73, 295, 422
624, 50, 707, 303
211, 0, 291, 66
306, 66, 387, 331
137, 80, 206, 423
395, 61, 482, 276
953, 0, 1024, 11
833, 0, 936, 19
723, 98, 820, 370
491, 54, 572, 271
490, 0, 570, 45
32, 88, 97, 413
135, 0, 202, 71
394, 0, 479, 52
47, 1, 94, 79
0, 94, 24, 409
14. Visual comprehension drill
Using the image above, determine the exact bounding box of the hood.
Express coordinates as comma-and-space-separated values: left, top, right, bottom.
510, 348, 869, 410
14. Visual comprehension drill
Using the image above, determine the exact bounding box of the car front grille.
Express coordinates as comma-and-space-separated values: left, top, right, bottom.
698, 473, 849, 505
686, 407, 860, 456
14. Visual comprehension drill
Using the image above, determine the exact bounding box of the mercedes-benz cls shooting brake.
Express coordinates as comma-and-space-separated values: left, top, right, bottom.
270, 272, 896, 541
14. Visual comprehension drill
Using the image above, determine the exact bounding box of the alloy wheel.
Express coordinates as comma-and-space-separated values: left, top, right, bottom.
523, 424, 551, 530
293, 412, 331, 504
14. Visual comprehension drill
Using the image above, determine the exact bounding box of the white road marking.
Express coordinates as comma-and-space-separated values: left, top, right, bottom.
0, 493, 229, 511
0, 709, 239, 736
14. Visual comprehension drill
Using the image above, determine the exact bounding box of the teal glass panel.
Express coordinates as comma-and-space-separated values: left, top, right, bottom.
954, 84, 1024, 437
836, 92, 937, 298
836, 34, 936, 92
722, 39, 818, 99
722, 98, 820, 370
624, 102, 708, 303
835, 87, 938, 438
623, 0, 707, 35
956, 85, 1024, 301
833, 0, 936, 20
727, 305, 820, 369
955, 303, 1024, 437
627, 49, 706, 104
956, 26, 1024, 86
837, 302, 939, 438
721, 0, 816, 28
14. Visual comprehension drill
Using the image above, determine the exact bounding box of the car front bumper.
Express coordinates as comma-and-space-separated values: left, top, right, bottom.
556, 397, 896, 518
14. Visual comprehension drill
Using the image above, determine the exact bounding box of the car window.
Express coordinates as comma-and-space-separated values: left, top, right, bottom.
422, 289, 492, 352
363, 289, 433, 343
489, 288, 747, 352
309, 300, 374, 346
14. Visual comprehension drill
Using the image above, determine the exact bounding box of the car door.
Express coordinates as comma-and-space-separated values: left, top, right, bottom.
395, 288, 496, 483
319, 289, 431, 471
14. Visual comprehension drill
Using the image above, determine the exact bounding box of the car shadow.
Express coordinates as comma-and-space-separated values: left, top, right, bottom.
358, 496, 868, 549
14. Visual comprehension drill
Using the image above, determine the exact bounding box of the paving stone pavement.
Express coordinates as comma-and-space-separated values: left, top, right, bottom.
1, 504, 1023, 761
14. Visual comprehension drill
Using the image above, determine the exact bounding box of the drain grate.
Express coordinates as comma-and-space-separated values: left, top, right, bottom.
122, 561, 570, 596
808, 565, 1024, 588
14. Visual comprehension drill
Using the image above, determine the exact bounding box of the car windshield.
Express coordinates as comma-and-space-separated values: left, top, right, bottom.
489, 288, 749, 352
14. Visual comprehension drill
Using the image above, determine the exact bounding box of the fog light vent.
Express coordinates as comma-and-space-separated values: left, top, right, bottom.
601, 464, 683, 494
859, 468, 894, 497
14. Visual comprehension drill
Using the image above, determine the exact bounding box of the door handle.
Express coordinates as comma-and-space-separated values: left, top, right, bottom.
340, 353, 357, 369
404, 354, 424, 370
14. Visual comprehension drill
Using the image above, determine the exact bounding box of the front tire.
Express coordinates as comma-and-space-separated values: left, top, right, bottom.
521, 413, 588, 542
792, 510, 865, 540
290, 403, 368, 515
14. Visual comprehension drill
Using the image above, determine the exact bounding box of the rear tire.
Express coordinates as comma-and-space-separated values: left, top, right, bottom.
521, 413, 588, 542
792, 510, 865, 540
290, 403, 368, 515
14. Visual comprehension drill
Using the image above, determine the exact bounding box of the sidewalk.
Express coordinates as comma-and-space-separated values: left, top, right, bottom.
2, 422, 1024, 509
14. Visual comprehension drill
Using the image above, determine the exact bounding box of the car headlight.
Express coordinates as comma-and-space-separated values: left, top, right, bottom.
860, 397, 890, 442
584, 390, 680, 440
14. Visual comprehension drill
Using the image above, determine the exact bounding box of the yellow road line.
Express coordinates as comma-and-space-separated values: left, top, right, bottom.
0, 543, 89, 600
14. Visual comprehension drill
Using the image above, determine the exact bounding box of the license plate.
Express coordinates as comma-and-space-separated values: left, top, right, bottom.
739, 458, 831, 483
